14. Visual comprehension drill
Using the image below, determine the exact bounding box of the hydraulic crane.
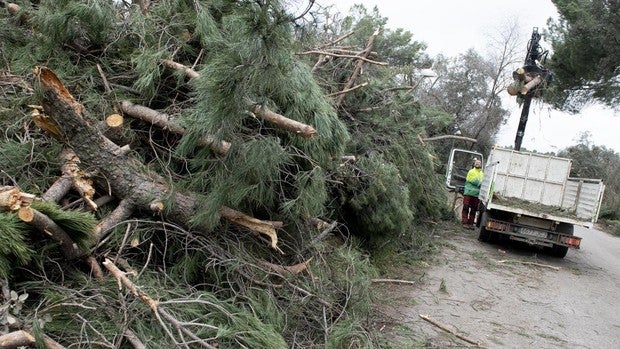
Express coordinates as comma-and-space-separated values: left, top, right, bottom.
507, 27, 552, 150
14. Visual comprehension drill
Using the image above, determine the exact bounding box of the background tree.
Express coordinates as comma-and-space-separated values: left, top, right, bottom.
420, 49, 511, 157
558, 132, 620, 228
545, 0, 620, 112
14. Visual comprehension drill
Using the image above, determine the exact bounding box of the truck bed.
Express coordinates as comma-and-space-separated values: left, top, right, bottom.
480, 148, 604, 224
488, 195, 591, 227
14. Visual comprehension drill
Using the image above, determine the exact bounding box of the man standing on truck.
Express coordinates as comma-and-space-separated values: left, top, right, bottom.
462, 159, 483, 229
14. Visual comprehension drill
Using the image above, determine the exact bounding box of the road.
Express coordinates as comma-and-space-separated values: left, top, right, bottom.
372, 225, 620, 348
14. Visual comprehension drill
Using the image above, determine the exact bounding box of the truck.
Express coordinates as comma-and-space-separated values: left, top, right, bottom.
475, 147, 605, 258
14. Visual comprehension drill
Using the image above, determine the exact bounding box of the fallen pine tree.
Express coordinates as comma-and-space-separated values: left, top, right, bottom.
0, 1, 451, 347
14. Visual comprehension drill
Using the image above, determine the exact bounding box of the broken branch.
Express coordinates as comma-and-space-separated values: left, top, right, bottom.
327, 82, 368, 97
120, 100, 230, 155
218, 206, 283, 252
419, 314, 485, 347
257, 258, 313, 275
371, 279, 416, 285
335, 29, 380, 107
248, 101, 318, 139
298, 50, 387, 66
162, 59, 199, 79
421, 135, 478, 143
0, 330, 66, 349
495, 259, 560, 271
102, 258, 218, 349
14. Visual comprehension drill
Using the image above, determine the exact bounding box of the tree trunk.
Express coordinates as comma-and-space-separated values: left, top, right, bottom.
35, 66, 281, 249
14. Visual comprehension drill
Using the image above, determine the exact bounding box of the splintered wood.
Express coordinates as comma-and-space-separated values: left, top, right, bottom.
0, 186, 35, 211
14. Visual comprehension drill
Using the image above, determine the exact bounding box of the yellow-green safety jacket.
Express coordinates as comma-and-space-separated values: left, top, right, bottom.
464, 167, 484, 197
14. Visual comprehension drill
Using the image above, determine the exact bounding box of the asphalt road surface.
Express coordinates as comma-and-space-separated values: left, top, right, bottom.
373, 225, 620, 348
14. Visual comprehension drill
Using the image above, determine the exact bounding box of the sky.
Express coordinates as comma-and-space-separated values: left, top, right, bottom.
314, 0, 619, 154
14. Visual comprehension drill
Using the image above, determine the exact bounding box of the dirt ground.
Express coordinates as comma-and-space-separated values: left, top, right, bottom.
371, 224, 620, 348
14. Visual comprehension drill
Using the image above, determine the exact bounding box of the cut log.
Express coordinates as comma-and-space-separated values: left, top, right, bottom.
0, 186, 21, 211
520, 75, 542, 95
0, 187, 36, 211
36, 66, 283, 250
106, 113, 123, 128
119, 100, 231, 155
506, 82, 521, 96
17, 206, 34, 221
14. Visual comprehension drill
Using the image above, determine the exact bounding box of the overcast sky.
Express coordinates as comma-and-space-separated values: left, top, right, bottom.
314, 0, 619, 153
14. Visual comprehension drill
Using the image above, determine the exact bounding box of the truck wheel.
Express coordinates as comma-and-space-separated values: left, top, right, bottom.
477, 212, 491, 242
550, 245, 569, 258
549, 224, 573, 258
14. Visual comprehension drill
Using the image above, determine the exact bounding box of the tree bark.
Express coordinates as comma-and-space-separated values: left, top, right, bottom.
35, 66, 282, 249
0, 330, 66, 349
119, 100, 231, 155
162, 59, 200, 79
18, 206, 83, 260
248, 102, 317, 140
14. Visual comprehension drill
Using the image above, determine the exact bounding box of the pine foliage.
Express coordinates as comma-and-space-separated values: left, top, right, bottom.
30, 200, 97, 251
304, 7, 451, 248
176, 0, 349, 228
0, 213, 34, 279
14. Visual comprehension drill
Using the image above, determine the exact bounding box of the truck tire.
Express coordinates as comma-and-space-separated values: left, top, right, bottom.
549, 224, 573, 258
550, 245, 569, 258
477, 211, 491, 242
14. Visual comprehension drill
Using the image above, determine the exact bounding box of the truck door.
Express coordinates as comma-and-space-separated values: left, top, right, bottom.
445, 148, 484, 192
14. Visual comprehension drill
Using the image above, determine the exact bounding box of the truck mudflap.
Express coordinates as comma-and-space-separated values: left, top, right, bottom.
484, 218, 582, 249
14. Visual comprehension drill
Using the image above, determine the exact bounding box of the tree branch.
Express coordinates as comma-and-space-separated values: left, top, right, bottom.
335, 29, 380, 107
119, 100, 231, 155
419, 314, 486, 347
0, 330, 66, 349
103, 258, 219, 349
